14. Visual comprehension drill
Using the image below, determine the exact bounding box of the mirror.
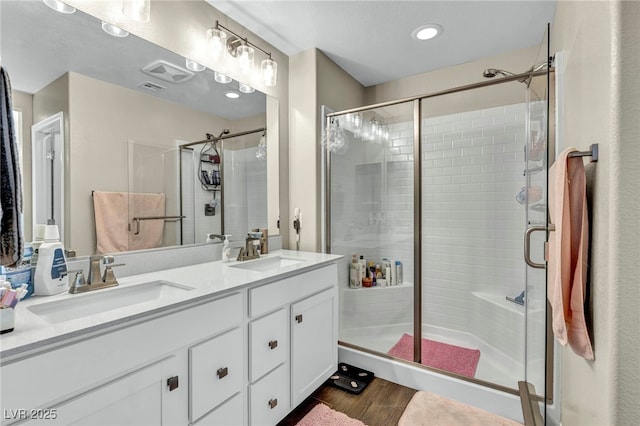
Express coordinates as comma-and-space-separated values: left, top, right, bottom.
2, 0, 279, 256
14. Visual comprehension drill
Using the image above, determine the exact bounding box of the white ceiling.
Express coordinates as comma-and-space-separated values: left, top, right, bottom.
209, 0, 557, 87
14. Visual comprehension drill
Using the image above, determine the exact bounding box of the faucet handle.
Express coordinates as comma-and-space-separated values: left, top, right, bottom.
64, 270, 87, 293
102, 263, 125, 285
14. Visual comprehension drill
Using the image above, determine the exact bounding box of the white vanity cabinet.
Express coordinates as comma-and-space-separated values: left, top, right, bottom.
247, 264, 338, 425
1, 258, 339, 426
1, 293, 242, 426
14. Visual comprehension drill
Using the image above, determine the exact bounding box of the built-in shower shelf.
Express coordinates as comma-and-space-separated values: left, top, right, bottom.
343, 282, 413, 292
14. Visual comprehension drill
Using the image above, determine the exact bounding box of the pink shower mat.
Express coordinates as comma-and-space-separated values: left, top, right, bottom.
387, 333, 480, 378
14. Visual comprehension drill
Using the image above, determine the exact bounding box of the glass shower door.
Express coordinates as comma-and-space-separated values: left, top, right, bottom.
327, 101, 415, 356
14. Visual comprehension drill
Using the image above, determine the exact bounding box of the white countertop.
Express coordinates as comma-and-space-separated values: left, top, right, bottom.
0, 250, 341, 361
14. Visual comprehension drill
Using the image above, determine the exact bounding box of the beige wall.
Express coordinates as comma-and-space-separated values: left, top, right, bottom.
65, 0, 290, 247
67, 72, 231, 256
11, 91, 34, 241
288, 49, 365, 251
552, 1, 640, 425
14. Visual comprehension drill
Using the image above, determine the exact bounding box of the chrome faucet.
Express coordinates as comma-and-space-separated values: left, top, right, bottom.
69, 255, 125, 294
206, 233, 225, 242
236, 235, 261, 261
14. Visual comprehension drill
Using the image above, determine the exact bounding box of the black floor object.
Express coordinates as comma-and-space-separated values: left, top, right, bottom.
327, 362, 375, 394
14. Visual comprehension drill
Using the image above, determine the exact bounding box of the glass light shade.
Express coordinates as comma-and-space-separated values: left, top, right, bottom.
353, 113, 362, 129
237, 44, 255, 77
261, 58, 277, 87
43, 0, 76, 14
122, 0, 150, 23
239, 83, 255, 94
101, 21, 129, 38
185, 59, 205, 72
208, 28, 227, 63
214, 71, 232, 84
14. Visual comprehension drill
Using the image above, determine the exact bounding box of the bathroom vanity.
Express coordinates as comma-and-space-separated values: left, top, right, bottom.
0, 251, 340, 425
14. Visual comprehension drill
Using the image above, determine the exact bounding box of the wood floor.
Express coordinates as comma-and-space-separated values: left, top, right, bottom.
278, 377, 417, 426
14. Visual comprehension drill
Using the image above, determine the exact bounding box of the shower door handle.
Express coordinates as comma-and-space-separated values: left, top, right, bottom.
524, 225, 553, 269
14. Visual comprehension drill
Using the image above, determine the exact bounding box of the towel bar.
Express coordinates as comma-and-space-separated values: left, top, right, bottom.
567, 144, 598, 162
131, 216, 186, 235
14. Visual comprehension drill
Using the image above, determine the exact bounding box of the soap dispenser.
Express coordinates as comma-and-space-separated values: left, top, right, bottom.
222, 235, 232, 262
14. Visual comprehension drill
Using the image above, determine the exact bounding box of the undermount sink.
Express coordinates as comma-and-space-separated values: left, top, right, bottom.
27, 281, 195, 324
230, 256, 305, 272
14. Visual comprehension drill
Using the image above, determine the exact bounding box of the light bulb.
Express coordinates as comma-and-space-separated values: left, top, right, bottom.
122, 0, 150, 23
353, 113, 362, 129
101, 21, 129, 38
237, 44, 254, 77
239, 83, 255, 94
43, 0, 76, 14
185, 59, 205, 72
261, 58, 277, 87
214, 72, 232, 84
208, 28, 227, 63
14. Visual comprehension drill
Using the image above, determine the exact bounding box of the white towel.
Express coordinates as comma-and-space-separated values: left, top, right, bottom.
0, 66, 24, 267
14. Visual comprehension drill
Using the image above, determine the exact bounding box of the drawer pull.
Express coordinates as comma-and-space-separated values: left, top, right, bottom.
217, 367, 228, 379
167, 376, 179, 391
295, 314, 303, 323
268, 398, 278, 409
268, 340, 278, 350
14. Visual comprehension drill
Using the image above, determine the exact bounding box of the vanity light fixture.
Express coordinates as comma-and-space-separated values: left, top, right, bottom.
122, 0, 150, 23
208, 21, 278, 87
225, 91, 240, 99
214, 71, 232, 84
101, 21, 129, 38
412, 24, 443, 41
185, 59, 205, 72
239, 83, 255, 94
42, 0, 76, 14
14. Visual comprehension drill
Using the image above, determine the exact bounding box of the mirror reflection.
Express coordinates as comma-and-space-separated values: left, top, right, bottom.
2, 0, 277, 257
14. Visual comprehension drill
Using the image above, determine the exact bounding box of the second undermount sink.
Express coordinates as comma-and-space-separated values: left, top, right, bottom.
230, 256, 305, 272
27, 281, 195, 324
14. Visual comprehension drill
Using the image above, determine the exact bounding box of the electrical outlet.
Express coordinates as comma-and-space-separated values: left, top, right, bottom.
204, 203, 215, 216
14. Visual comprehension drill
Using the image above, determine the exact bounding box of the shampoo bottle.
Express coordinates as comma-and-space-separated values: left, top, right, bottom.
34, 225, 68, 296
349, 255, 362, 289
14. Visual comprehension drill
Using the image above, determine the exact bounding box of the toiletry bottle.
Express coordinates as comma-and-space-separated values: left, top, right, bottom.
395, 261, 403, 285
30, 224, 46, 267
359, 256, 366, 285
349, 255, 362, 289
0, 245, 34, 299
389, 263, 396, 286
222, 235, 232, 262
34, 225, 68, 296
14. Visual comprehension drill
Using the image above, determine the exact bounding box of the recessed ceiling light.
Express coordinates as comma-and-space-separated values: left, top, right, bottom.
225, 91, 240, 99
43, 0, 76, 14
101, 21, 129, 38
412, 24, 443, 41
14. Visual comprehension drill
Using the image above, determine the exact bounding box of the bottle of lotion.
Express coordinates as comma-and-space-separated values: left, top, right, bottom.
222, 235, 232, 262
34, 225, 68, 295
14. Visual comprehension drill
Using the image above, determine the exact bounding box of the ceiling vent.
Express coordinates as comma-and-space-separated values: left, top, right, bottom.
137, 81, 166, 92
141, 60, 195, 84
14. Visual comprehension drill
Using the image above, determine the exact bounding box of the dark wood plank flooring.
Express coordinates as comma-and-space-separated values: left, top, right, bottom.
278, 377, 417, 426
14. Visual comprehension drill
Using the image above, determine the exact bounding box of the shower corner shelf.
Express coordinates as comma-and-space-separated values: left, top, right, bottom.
343, 282, 414, 292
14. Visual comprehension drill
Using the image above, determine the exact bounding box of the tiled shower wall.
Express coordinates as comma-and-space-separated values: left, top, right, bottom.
335, 103, 527, 342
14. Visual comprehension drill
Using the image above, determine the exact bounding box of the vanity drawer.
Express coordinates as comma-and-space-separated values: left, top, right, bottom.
189, 328, 243, 423
249, 264, 337, 317
191, 393, 243, 426
249, 364, 289, 426
249, 308, 287, 383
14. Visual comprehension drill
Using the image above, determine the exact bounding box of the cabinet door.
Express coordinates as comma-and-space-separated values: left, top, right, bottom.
24, 361, 167, 425
191, 393, 243, 426
291, 288, 337, 407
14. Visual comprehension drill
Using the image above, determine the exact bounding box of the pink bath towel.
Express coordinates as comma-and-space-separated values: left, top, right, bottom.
547, 148, 593, 360
93, 191, 166, 254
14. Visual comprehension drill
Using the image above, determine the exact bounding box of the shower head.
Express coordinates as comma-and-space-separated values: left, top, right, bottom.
218, 129, 230, 138
482, 68, 516, 79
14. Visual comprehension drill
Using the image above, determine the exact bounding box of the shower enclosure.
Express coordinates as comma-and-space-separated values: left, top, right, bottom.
325, 32, 552, 422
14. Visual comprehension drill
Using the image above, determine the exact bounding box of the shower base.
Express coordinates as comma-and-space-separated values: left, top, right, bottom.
339, 322, 524, 391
